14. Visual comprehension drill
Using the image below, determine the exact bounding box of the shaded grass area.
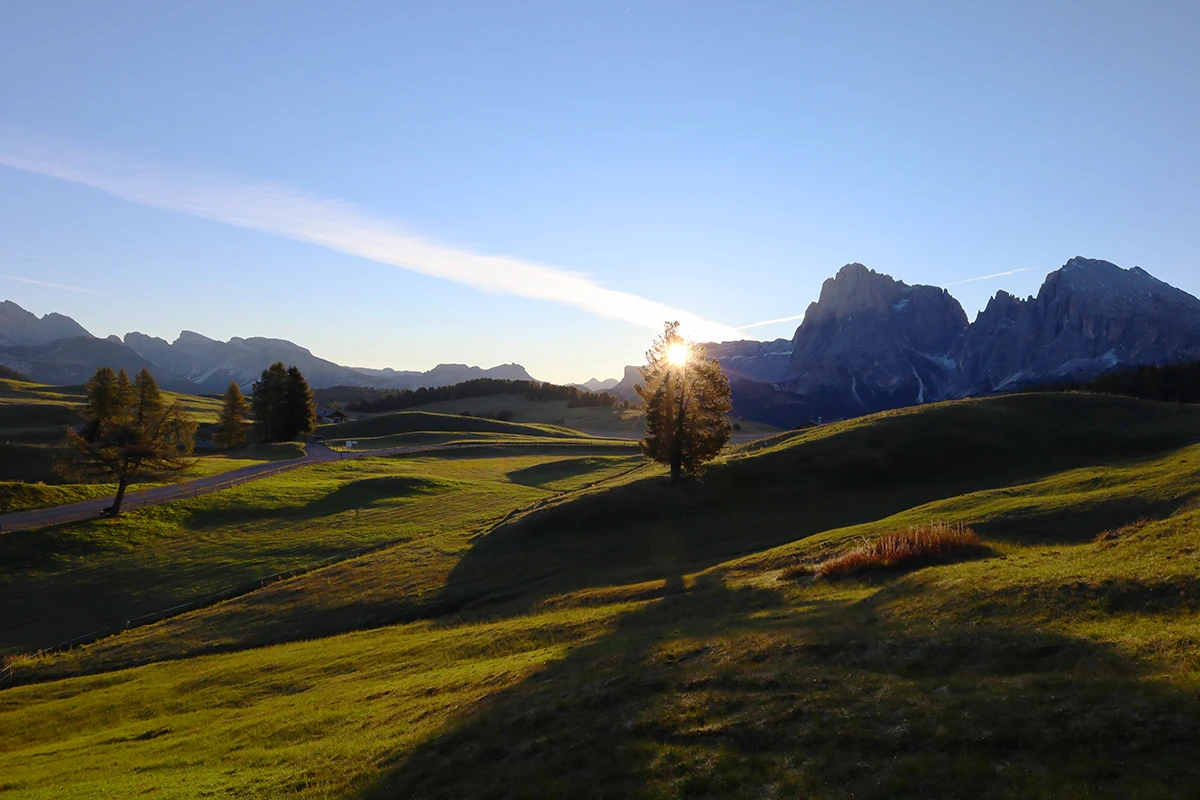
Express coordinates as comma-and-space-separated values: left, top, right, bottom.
6, 394, 1200, 797
0, 442, 306, 513
322, 409, 583, 440
0, 452, 644, 659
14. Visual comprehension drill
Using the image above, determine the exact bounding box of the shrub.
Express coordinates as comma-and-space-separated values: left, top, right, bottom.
814, 522, 984, 579
496, 409, 515, 421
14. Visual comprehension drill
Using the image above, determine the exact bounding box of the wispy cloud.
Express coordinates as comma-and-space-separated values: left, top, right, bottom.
736, 312, 806, 331
0, 274, 109, 296
0, 248, 45, 262
943, 268, 1032, 287
0, 137, 741, 342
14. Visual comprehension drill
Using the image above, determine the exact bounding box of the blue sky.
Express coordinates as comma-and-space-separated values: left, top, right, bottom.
1, 1, 1197, 383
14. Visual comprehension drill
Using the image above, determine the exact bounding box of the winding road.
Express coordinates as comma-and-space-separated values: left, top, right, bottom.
0, 441, 457, 534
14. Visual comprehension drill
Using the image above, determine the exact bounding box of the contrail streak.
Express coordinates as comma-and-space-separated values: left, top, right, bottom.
736, 312, 805, 331
943, 268, 1032, 287
0, 274, 109, 296
0, 137, 741, 342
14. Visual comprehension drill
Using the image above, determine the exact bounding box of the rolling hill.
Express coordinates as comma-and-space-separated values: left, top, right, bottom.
3, 392, 1200, 797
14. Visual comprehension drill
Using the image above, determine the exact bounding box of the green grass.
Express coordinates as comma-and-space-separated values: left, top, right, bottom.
5, 393, 1200, 797
321, 409, 584, 440
0, 451, 646, 658
365, 392, 782, 438
0, 378, 227, 485
0, 443, 307, 513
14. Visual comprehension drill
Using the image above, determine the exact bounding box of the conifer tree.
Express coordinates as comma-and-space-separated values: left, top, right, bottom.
60, 367, 198, 516
637, 321, 732, 482
251, 362, 289, 442
284, 365, 316, 440
250, 363, 316, 442
214, 381, 250, 449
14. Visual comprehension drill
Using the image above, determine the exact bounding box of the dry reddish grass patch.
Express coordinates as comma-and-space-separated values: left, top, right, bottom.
814, 522, 985, 579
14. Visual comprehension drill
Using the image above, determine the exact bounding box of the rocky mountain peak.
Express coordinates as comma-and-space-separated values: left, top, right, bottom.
0, 300, 92, 346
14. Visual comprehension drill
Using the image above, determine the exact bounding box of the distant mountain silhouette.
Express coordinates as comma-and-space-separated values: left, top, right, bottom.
0, 336, 192, 391
4, 256, 1198, 424
0, 300, 92, 346
613, 257, 1200, 428
0, 301, 540, 393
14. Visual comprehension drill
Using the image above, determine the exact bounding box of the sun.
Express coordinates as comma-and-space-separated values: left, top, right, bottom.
667, 342, 690, 366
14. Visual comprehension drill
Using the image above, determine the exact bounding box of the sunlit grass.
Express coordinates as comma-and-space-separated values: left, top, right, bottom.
5, 394, 1200, 797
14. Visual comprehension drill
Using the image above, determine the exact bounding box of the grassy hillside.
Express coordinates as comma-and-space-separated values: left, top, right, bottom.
4, 393, 1200, 797
321, 408, 584, 440
370, 392, 781, 439
0, 377, 226, 485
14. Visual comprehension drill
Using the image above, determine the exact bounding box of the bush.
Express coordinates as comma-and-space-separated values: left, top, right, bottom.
814, 522, 984, 579
496, 409, 515, 421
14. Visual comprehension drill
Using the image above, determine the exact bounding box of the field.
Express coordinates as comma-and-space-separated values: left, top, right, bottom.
4, 392, 1200, 797
345, 393, 781, 439
0, 377, 302, 509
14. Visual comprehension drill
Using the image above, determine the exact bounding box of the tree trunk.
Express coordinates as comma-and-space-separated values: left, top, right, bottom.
110, 477, 130, 516
670, 363, 687, 483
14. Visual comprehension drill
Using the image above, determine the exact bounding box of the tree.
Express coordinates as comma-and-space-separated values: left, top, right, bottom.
59, 367, 198, 516
284, 365, 316, 439
251, 362, 289, 442
636, 321, 732, 482
251, 362, 316, 442
214, 381, 250, 449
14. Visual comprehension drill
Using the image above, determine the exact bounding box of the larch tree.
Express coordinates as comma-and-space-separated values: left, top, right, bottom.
59, 367, 198, 516
214, 381, 250, 449
637, 321, 733, 482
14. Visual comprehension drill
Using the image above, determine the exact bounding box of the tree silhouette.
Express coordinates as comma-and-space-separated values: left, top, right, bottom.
637, 321, 732, 482
251, 362, 316, 442
214, 381, 250, 449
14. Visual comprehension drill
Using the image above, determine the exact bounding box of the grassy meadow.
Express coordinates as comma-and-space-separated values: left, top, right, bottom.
3, 392, 1200, 797
0, 377, 302, 510
337, 393, 781, 439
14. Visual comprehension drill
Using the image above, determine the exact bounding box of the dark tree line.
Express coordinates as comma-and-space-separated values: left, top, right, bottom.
339, 378, 621, 414
1031, 360, 1200, 404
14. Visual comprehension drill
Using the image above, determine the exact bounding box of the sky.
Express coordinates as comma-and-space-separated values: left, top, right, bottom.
1, 1, 1197, 384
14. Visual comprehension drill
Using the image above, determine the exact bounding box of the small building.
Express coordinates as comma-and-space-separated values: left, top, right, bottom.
316, 408, 349, 425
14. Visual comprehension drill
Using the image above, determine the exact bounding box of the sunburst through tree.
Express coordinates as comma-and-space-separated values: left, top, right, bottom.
637, 321, 733, 482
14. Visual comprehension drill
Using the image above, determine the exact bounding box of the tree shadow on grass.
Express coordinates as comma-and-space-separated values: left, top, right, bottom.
973, 495, 1190, 545
364, 574, 1200, 800
181, 475, 447, 529
506, 457, 616, 489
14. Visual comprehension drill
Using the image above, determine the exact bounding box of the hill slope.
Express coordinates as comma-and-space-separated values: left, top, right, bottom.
4, 393, 1200, 798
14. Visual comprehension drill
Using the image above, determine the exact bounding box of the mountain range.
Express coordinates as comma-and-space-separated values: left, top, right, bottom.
0, 314, 534, 395
685, 257, 1200, 427
3, 256, 1197, 426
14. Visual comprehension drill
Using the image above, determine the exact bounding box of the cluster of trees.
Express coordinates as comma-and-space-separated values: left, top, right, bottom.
59, 367, 198, 516
637, 322, 732, 482
1033, 360, 1200, 404
245, 362, 316, 443
342, 378, 622, 414
64, 362, 317, 514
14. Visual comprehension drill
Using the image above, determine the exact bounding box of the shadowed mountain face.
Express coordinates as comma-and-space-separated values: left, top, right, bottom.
0, 301, 92, 346
124, 331, 538, 394
701, 258, 1200, 426
949, 257, 1200, 395
0, 336, 192, 391
122, 330, 389, 394
779, 263, 968, 418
